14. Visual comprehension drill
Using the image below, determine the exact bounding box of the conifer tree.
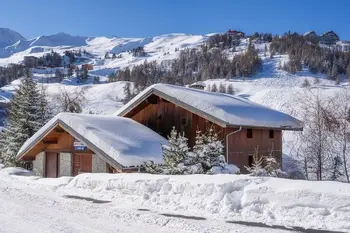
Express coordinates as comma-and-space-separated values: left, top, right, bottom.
0, 69, 50, 167
162, 127, 189, 174
211, 83, 218, 92
226, 84, 235, 95
193, 128, 225, 172
219, 83, 226, 93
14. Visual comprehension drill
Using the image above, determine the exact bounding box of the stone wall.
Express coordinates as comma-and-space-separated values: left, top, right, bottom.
32, 152, 45, 176
92, 154, 107, 173
59, 152, 72, 176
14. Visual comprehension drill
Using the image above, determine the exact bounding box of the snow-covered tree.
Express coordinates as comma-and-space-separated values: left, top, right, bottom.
192, 128, 226, 173
0, 69, 51, 167
219, 83, 226, 93
162, 127, 189, 174
143, 160, 164, 174
211, 83, 218, 92
226, 84, 235, 95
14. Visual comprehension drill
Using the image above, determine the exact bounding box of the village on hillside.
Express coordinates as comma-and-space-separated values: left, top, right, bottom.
0, 23, 350, 233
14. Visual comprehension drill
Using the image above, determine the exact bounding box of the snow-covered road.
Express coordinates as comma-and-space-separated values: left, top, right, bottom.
0, 174, 302, 233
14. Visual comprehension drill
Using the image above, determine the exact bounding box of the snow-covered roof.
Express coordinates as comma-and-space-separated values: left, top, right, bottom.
115, 84, 303, 130
189, 81, 206, 87
17, 113, 167, 168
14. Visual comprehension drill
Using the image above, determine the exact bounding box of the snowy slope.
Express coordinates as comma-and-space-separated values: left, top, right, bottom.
0, 28, 25, 48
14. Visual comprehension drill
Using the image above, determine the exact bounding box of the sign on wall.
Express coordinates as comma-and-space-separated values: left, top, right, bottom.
74, 139, 87, 151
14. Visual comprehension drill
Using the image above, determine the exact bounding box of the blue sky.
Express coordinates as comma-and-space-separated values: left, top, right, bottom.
2, 0, 350, 39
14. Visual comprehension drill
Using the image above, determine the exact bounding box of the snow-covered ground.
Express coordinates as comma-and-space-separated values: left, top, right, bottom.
0, 167, 348, 233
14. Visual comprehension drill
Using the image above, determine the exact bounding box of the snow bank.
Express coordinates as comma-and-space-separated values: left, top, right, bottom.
0, 167, 35, 176
61, 173, 350, 232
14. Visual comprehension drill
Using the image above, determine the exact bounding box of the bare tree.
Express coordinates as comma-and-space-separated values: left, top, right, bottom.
297, 89, 334, 180
58, 87, 86, 113
330, 88, 350, 182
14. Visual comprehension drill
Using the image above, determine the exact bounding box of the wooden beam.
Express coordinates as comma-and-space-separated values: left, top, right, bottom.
42, 139, 58, 144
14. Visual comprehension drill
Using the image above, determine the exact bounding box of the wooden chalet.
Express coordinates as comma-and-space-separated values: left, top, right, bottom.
17, 113, 167, 177
115, 84, 303, 172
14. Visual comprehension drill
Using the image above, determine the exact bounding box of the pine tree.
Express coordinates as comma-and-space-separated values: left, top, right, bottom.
211, 83, 218, 92
219, 83, 226, 93
1, 69, 50, 167
162, 127, 189, 174
347, 65, 350, 82
38, 85, 53, 126
143, 160, 163, 174
112, 53, 117, 60
192, 128, 225, 173
206, 84, 211, 92
204, 128, 225, 169
226, 84, 235, 95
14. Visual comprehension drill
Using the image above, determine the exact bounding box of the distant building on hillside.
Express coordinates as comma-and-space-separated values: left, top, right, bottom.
61, 55, 71, 68
82, 64, 93, 71
189, 81, 206, 90
24, 56, 39, 68
227, 30, 245, 40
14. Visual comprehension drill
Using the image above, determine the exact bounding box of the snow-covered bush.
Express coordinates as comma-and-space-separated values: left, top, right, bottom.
161, 127, 190, 174
246, 146, 288, 178
144, 127, 240, 175
143, 161, 164, 174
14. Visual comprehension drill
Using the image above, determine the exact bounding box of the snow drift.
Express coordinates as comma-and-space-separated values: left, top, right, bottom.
61, 173, 350, 232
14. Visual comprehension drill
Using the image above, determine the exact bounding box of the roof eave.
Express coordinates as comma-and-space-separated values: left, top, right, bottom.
226, 124, 303, 131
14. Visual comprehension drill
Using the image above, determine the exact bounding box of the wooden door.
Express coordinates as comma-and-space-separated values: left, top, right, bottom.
46, 152, 58, 178
72, 154, 92, 176
72, 153, 80, 176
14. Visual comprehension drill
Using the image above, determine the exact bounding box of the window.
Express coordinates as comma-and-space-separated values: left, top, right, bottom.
248, 155, 253, 167
181, 118, 187, 126
269, 130, 274, 139
247, 128, 253, 138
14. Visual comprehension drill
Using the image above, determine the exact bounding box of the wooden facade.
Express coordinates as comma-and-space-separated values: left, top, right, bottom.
20, 124, 145, 177
125, 94, 282, 172
21, 125, 100, 177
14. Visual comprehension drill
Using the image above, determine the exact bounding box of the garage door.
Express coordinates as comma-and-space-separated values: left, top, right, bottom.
46, 152, 58, 178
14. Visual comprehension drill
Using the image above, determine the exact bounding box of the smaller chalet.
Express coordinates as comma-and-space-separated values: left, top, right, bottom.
17, 113, 167, 177
115, 84, 303, 171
